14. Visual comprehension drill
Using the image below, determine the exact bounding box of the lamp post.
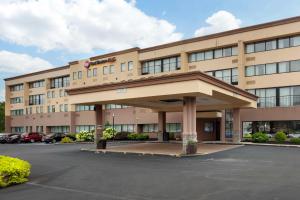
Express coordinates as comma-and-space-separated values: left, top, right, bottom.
112, 113, 115, 140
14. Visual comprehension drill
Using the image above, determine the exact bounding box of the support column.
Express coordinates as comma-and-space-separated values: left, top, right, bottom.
158, 111, 166, 142
94, 104, 104, 147
182, 96, 197, 154
232, 108, 241, 143
220, 110, 226, 142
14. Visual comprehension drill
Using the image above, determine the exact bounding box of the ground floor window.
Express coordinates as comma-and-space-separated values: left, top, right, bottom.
49, 126, 69, 133
11, 127, 24, 133
242, 121, 300, 136
225, 110, 233, 138
106, 124, 135, 133
166, 123, 181, 133
142, 124, 158, 132
204, 122, 214, 133
36, 126, 44, 133
75, 125, 95, 133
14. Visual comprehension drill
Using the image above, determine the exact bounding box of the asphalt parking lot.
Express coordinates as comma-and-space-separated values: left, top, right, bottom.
1, 143, 300, 200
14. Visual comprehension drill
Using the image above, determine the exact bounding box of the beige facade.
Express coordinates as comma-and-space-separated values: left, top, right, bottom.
4, 16, 300, 142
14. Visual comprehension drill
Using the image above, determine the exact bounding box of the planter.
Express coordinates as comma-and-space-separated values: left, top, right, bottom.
185, 142, 198, 154
97, 139, 107, 149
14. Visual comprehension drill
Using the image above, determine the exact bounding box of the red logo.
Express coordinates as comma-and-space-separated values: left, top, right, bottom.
84, 61, 90, 69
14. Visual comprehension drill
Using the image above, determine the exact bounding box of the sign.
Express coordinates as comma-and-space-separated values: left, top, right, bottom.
84, 57, 116, 69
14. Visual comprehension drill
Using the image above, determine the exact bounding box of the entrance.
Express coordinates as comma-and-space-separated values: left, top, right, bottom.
196, 118, 221, 141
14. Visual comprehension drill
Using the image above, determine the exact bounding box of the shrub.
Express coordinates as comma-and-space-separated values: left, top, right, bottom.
66, 133, 76, 141
127, 133, 149, 140
76, 131, 94, 142
290, 137, 300, 144
61, 137, 74, 143
114, 132, 130, 140
252, 132, 269, 143
102, 128, 116, 140
168, 132, 175, 140
0, 156, 31, 188
274, 131, 287, 143
243, 133, 252, 142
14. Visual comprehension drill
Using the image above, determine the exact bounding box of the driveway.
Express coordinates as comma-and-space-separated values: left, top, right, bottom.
1, 143, 300, 200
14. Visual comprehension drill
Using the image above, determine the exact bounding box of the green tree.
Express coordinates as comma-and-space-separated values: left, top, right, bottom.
0, 102, 5, 132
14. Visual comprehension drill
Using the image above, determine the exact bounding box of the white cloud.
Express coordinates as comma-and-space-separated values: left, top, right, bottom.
0, 50, 53, 73
194, 10, 242, 37
0, 0, 183, 53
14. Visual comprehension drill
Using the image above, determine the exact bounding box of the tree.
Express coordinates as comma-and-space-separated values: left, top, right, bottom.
0, 102, 5, 132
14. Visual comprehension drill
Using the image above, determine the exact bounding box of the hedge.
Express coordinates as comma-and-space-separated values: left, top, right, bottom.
0, 155, 31, 188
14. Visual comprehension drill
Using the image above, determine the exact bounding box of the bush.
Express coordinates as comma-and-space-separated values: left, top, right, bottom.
76, 131, 94, 142
290, 137, 300, 144
102, 128, 116, 140
66, 133, 76, 141
274, 131, 287, 143
114, 132, 130, 140
61, 137, 74, 143
168, 132, 175, 140
127, 133, 149, 140
252, 132, 269, 143
243, 133, 252, 142
0, 156, 31, 188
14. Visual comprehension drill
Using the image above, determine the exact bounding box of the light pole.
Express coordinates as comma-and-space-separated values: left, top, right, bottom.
112, 113, 115, 140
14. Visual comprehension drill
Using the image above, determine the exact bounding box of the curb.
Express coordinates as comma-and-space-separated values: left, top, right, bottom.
242, 142, 300, 148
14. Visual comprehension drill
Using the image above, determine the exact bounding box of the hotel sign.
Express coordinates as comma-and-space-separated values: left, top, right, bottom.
84, 57, 116, 69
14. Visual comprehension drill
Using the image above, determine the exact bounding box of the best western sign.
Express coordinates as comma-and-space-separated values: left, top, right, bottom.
84, 57, 116, 69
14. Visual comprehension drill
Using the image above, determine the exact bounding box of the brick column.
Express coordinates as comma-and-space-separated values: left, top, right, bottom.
220, 110, 226, 142
158, 111, 166, 142
94, 104, 104, 146
182, 96, 197, 154
232, 108, 241, 143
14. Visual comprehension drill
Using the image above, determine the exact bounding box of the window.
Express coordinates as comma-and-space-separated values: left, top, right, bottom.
73, 72, 77, 80
29, 94, 44, 105
204, 50, 213, 60
120, 63, 126, 72
10, 97, 23, 104
225, 110, 233, 138
50, 76, 69, 88
29, 80, 44, 88
204, 122, 214, 133
75, 105, 95, 111
10, 84, 24, 92
291, 36, 300, 47
214, 49, 223, 58
142, 124, 158, 132
232, 47, 238, 56
278, 61, 290, 73
255, 64, 265, 76
278, 38, 290, 49
109, 65, 114, 74
105, 104, 129, 109
245, 66, 255, 77
47, 91, 55, 98
49, 126, 69, 133
93, 68, 97, 76
128, 61, 133, 71
11, 127, 24, 133
255, 42, 266, 52
78, 71, 82, 79
166, 123, 182, 132
265, 63, 277, 74
290, 60, 300, 72
75, 125, 95, 133
246, 44, 254, 53
87, 69, 92, 78
142, 56, 180, 75
11, 109, 24, 116
48, 105, 56, 113
266, 40, 277, 51
207, 68, 238, 85
103, 66, 109, 75
196, 52, 205, 61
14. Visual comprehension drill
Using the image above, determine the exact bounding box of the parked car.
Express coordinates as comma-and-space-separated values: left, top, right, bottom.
7, 133, 22, 143
43, 133, 66, 143
288, 133, 300, 138
0, 133, 10, 144
21, 132, 43, 143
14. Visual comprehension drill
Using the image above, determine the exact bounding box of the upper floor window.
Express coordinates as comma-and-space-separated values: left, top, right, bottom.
47, 91, 56, 99
75, 105, 95, 112
188, 46, 237, 63
105, 104, 130, 109
29, 94, 45, 105
245, 59, 300, 77
103, 66, 109, 75
142, 56, 181, 75
120, 63, 126, 72
47, 105, 56, 113
59, 104, 68, 112
93, 68, 97, 76
29, 80, 44, 88
128, 61, 133, 71
87, 69, 92, 78
50, 76, 69, 88
10, 97, 23, 104
73, 71, 82, 80
109, 65, 115, 74
206, 68, 238, 85
245, 35, 300, 54
11, 109, 24, 116
10, 84, 24, 92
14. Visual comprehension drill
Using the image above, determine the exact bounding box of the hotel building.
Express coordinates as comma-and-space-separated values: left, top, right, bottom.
4, 16, 300, 145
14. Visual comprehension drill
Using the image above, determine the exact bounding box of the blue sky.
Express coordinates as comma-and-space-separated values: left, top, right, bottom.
1, 0, 300, 101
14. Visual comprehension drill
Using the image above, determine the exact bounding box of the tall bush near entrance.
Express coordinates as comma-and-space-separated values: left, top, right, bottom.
252, 132, 269, 143
0, 155, 31, 187
274, 131, 287, 143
